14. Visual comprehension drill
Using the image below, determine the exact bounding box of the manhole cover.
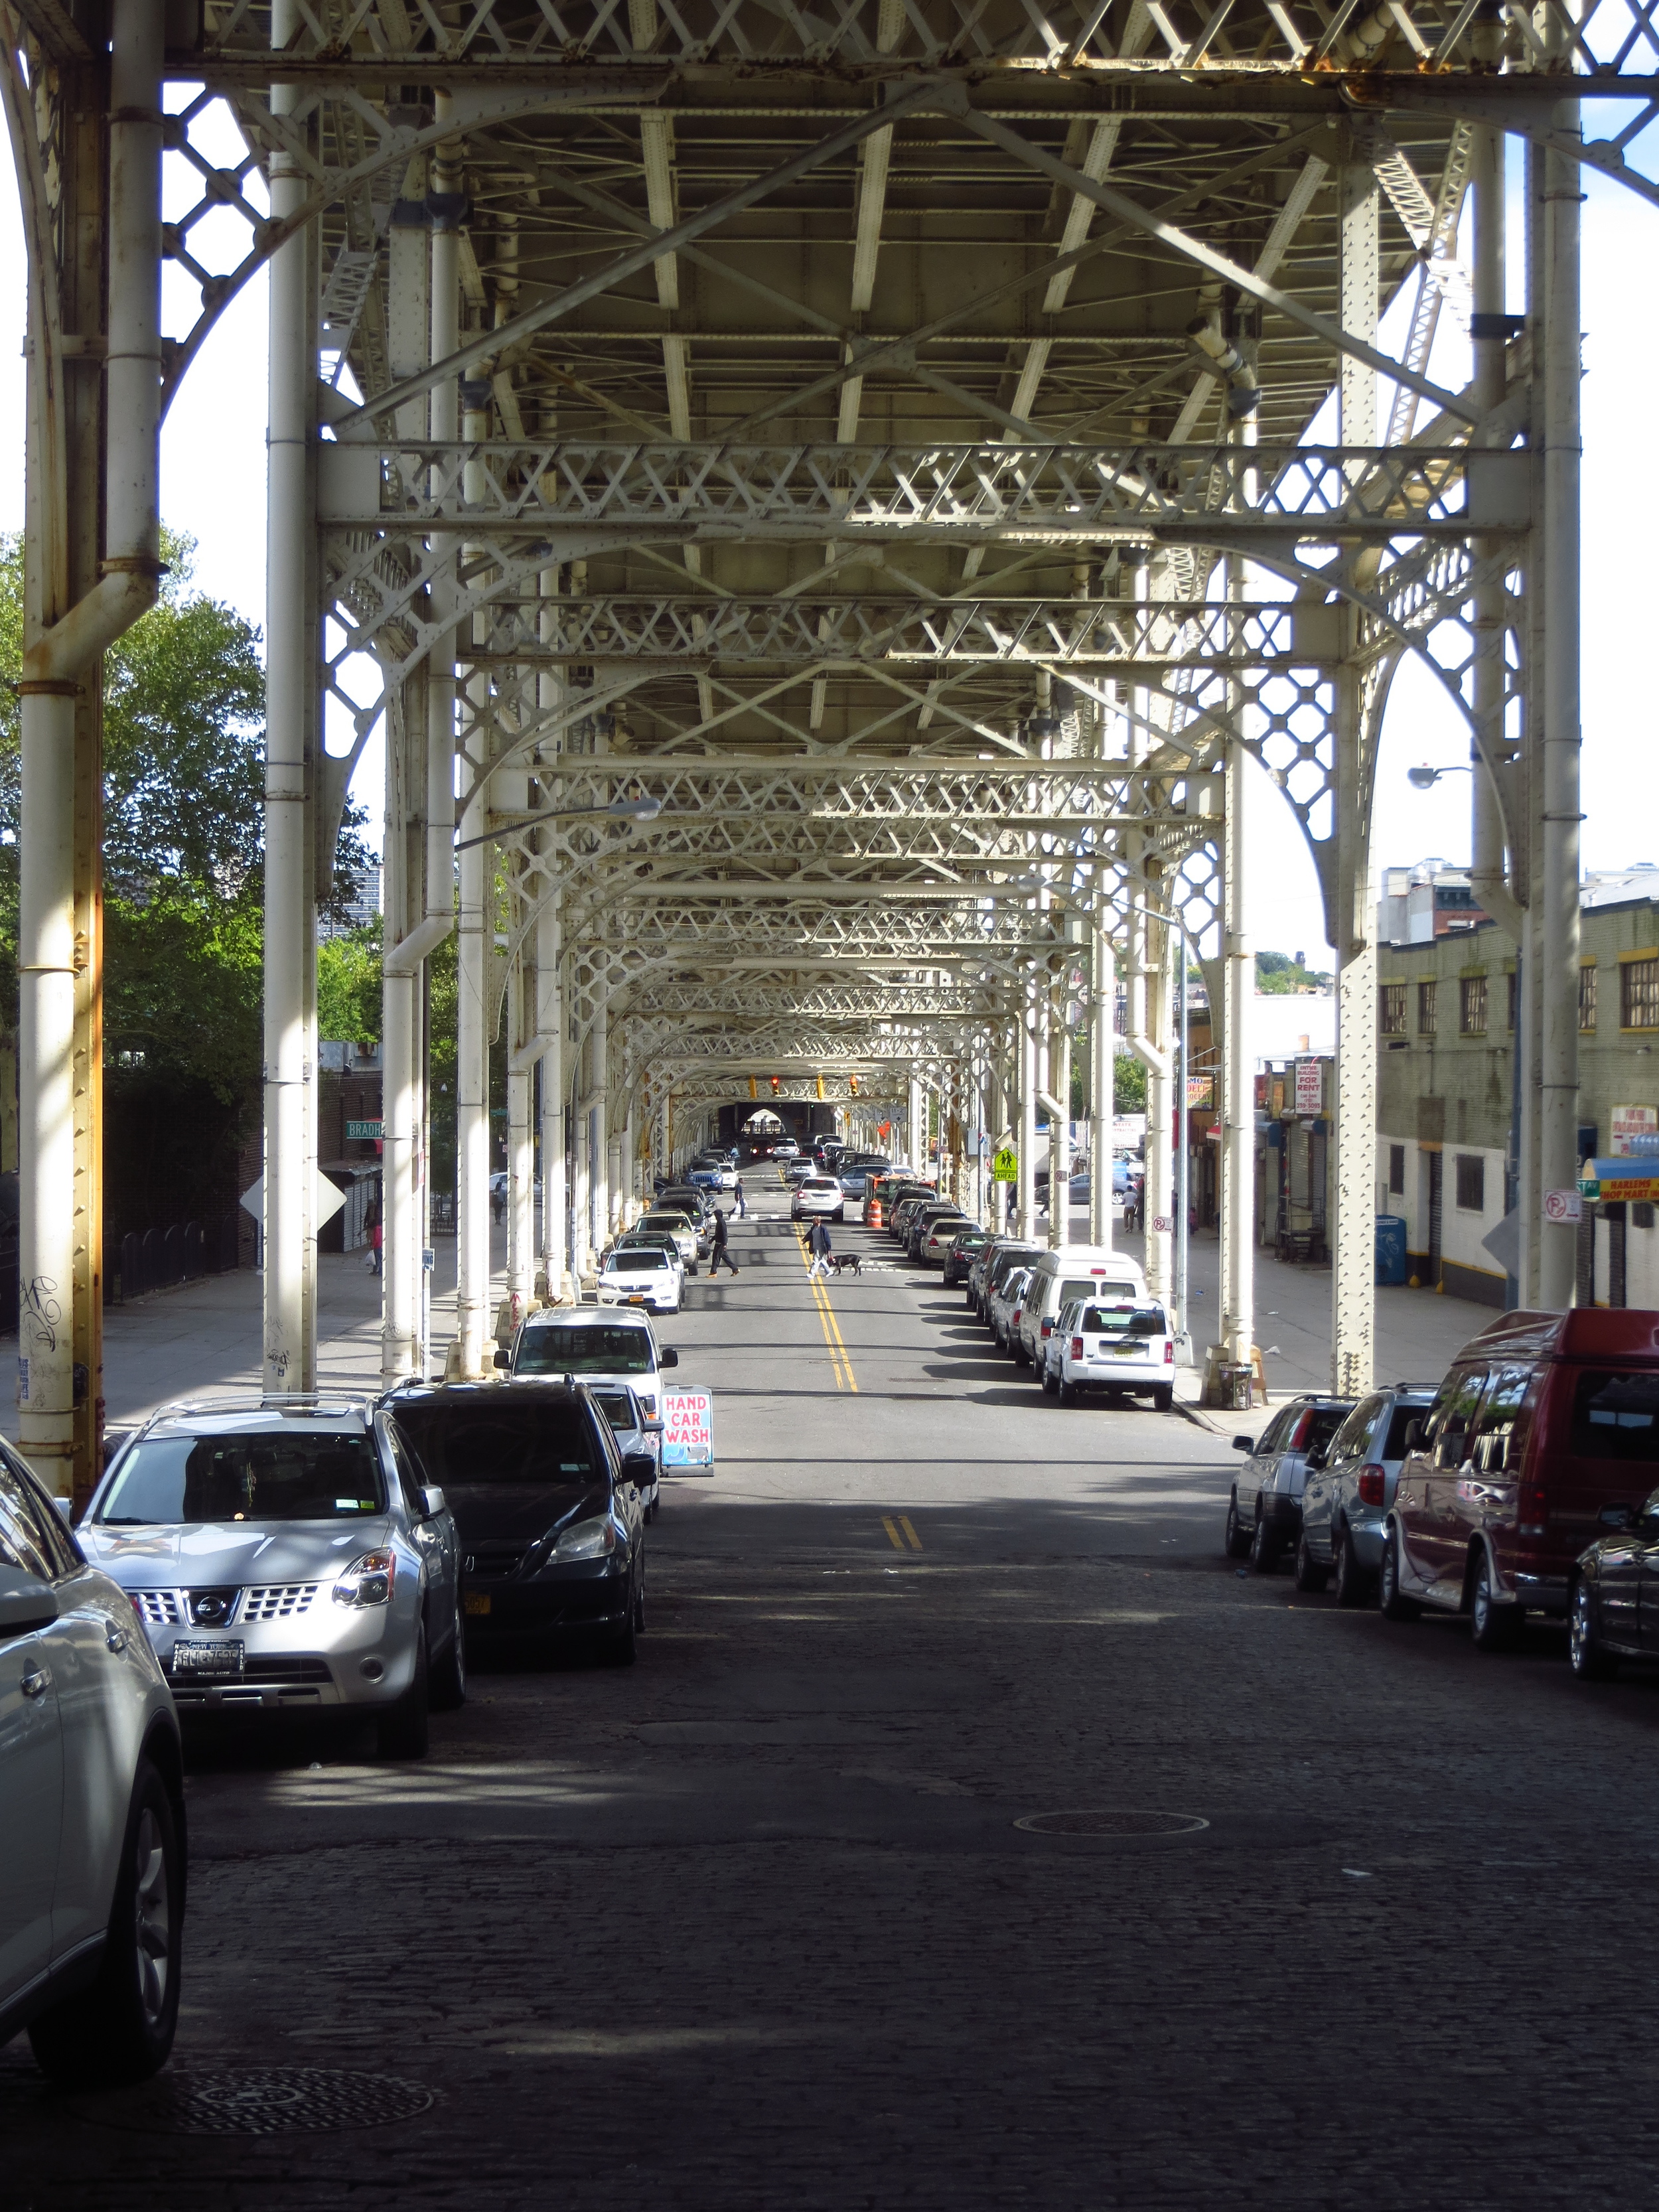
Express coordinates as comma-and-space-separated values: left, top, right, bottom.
1014, 1809, 1210, 1838
88, 2067, 435, 2136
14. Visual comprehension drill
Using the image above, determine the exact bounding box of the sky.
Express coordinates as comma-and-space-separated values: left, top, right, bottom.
0, 106, 1649, 964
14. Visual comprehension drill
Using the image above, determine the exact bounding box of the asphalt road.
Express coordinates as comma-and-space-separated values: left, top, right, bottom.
8, 1177, 1659, 2207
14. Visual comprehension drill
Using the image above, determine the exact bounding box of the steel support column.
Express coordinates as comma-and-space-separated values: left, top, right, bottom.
262, 0, 318, 1392
1539, 93, 1583, 1309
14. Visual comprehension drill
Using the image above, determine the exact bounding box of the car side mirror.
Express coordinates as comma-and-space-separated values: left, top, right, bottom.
1403, 1418, 1424, 1453
1599, 1502, 1636, 1530
1232, 1434, 1252, 1452
0, 1566, 58, 1636
492, 1347, 510, 1370
644, 1418, 664, 1434
660, 1348, 679, 1369
622, 1451, 656, 1486
421, 1485, 447, 1519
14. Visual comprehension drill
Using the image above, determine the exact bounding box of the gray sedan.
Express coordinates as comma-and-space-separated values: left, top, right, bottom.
78, 1396, 465, 1758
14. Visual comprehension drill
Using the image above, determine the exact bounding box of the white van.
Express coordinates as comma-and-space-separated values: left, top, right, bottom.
1014, 1248, 1147, 1370
505, 1309, 680, 1420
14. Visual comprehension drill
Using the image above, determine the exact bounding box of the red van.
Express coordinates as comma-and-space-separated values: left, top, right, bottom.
1379, 1309, 1659, 1649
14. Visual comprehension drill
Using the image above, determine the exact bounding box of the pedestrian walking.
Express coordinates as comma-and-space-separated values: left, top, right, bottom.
807, 1216, 833, 1279
365, 1197, 383, 1276
711, 1207, 740, 1277
733, 1176, 745, 1218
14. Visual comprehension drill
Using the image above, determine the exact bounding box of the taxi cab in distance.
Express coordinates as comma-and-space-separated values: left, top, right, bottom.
388, 1382, 649, 1664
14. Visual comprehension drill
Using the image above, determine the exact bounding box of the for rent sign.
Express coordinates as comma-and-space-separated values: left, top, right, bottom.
662, 1388, 714, 1468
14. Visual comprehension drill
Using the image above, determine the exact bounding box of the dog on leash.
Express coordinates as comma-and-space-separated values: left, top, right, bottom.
825, 1253, 862, 1279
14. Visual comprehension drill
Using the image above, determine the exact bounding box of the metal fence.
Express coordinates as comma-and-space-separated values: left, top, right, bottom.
108, 1214, 242, 1303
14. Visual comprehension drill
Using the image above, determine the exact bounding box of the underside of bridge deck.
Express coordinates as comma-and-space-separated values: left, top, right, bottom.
4, 0, 1636, 1487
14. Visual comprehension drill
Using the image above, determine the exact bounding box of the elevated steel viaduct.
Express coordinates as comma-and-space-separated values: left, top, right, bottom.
3, 0, 1636, 1491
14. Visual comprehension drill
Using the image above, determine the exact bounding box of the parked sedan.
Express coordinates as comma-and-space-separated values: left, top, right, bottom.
989, 1266, 1034, 1354
388, 1382, 649, 1664
912, 1208, 972, 1264
1567, 1482, 1659, 1678
638, 1209, 701, 1270
597, 1244, 683, 1316
1295, 1384, 1435, 1603
1224, 1394, 1354, 1572
1, 1439, 186, 2087
80, 1396, 465, 1756
942, 1226, 990, 1288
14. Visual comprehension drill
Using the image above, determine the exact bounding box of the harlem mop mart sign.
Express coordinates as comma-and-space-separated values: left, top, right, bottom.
662, 1388, 714, 1468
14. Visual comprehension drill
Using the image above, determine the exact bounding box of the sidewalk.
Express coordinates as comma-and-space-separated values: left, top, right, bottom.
0, 1228, 508, 1442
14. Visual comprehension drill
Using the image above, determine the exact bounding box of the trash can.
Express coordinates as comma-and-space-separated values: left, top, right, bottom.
1375, 1213, 1408, 1286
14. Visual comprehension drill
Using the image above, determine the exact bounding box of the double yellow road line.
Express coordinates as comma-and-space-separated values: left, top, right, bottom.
883, 1514, 922, 1552
798, 1233, 857, 1391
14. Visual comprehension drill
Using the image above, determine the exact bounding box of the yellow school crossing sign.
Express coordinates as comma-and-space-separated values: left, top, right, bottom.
991, 1147, 1019, 1183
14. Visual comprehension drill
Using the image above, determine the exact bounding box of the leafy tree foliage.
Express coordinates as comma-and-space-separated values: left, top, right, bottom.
0, 532, 374, 1108
1256, 948, 1333, 994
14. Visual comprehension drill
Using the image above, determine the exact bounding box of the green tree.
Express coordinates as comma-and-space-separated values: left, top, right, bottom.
1114, 1055, 1148, 1113
318, 919, 384, 1045
1256, 948, 1333, 994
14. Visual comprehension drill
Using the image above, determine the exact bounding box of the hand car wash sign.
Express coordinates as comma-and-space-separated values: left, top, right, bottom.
662, 1388, 714, 1469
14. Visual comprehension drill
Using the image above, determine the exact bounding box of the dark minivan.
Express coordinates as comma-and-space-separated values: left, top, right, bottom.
1380, 1309, 1659, 1649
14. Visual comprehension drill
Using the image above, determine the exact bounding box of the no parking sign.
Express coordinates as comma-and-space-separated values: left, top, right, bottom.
662, 1387, 715, 1469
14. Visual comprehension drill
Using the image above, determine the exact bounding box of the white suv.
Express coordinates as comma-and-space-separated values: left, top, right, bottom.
1, 1439, 186, 2087
1048, 1295, 1177, 1412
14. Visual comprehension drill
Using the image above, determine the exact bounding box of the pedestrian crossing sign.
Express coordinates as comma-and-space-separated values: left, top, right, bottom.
991, 1147, 1019, 1182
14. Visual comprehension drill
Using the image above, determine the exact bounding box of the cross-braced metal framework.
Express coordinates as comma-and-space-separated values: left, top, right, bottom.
1, 0, 1625, 1478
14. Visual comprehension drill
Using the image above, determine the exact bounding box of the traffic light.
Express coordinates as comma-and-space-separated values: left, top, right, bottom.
749, 1076, 757, 1100
816, 1074, 825, 1100
769, 1074, 780, 1095
848, 1072, 860, 1096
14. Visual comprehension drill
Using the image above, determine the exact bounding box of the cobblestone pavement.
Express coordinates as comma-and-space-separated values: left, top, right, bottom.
7, 1183, 1659, 2208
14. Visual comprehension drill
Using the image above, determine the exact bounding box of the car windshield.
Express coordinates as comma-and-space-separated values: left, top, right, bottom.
1084, 1305, 1167, 1335
394, 1403, 601, 1486
643, 1213, 689, 1230
517, 1325, 654, 1375
1571, 1370, 1659, 1460
603, 1250, 668, 1273
96, 1428, 385, 1524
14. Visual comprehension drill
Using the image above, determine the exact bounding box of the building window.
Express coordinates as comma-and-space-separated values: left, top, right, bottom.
1380, 982, 1406, 1036
1455, 1153, 1486, 1213
1580, 962, 1598, 1032
1506, 970, 1518, 1030
1459, 975, 1487, 1035
1622, 956, 1659, 1030
1417, 980, 1437, 1037
1388, 1143, 1406, 1195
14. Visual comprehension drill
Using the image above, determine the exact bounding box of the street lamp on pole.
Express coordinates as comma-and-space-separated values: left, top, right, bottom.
453, 791, 663, 855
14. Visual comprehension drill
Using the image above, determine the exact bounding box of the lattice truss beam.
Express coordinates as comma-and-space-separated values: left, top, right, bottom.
18, 0, 1607, 1109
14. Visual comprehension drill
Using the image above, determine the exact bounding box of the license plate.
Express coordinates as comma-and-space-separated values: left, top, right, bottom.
465, 1591, 492, 1616
1100, 1342, 1144, 1357
628, 1294, 647, 1303
170, 1637, 246, 1677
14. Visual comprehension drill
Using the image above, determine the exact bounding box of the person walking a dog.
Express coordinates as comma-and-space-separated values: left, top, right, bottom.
806, 1216, 833, 1279
711, 1207, 739, 1277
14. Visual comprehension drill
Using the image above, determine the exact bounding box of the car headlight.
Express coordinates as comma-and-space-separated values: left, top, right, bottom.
333, 1550, 396, 1606
555, 1514, 618, 1560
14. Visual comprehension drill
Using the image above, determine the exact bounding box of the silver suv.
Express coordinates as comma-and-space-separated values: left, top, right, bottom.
1224, 1394, 1355, 1573
78, 1396, 465, 1758
1295, 1384, 1436, 1603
